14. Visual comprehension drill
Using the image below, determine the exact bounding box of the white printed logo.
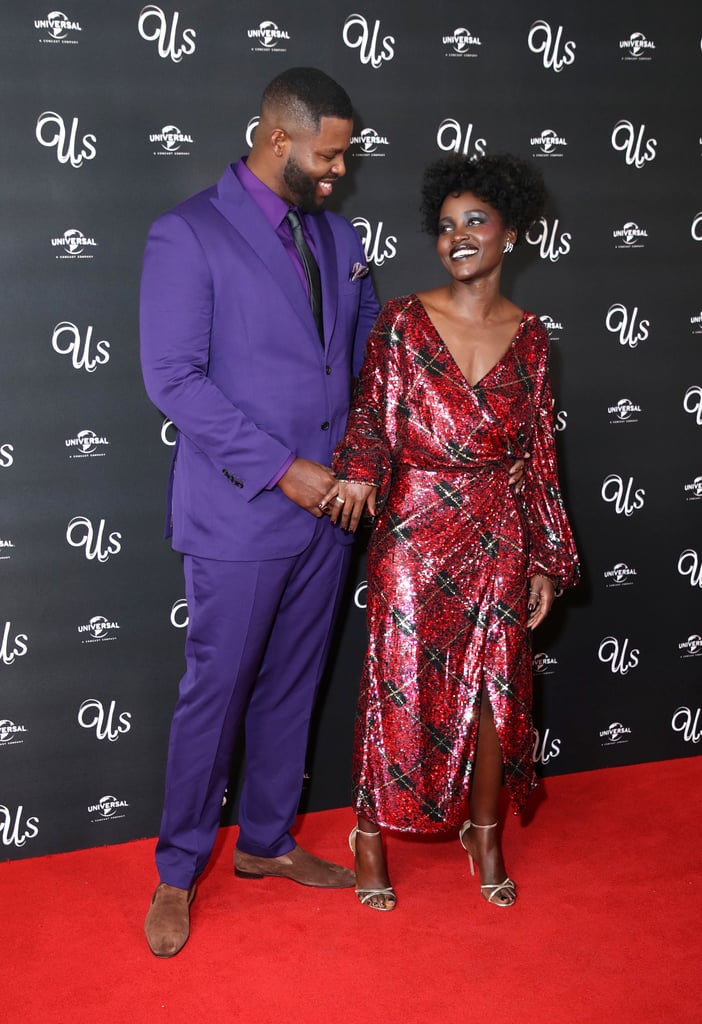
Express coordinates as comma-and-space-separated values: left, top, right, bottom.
343, 14, 395, 68
600, 722, 632, 746
78, 699, 131, 741
35, 111, 96, 167
52, 321, 110, 372
0, 720, 28, 746
532, 652, 557, 676
612, 222, 648, 249
605, 304, 649, 348
66, 517, 122, 562
532, 727, 561, 764
603, 562, 638, 587
692, 213, 702, 242
77, 616, 121, 644
65, 430, 110, 458
170, 599, 189, 629
679, 634, 702, 658
0, 538, 15, 562
161, 418, 178, 447
683, 386, 702, 425
619, 32, 655, 60
0, 443, 14, 468
351, 218, 397, 267
527, 20, 576, 72
530, 129, 567, 158
601, 474, 645, 516
678, 548, 702, 588
247, 20, 290, 52
149, 125, 194, 156
539, 314, 564, 340
350, 128, 390, 157
436, 119, 486, 158
0, 623, 29, 665
672, 706, 702, 744
34, 11, 81, 43
245, 116, 259, 149
525, 218, 572, 262
608, 398, 642, 424
684, 476, 702, 501
690, 312, 702, 336
443, 27, 481, 58
0, 806, 39, 848
554, 408, 568, 432
88, 795, 129, 821
598, 636, 640, 675
138, 5, 196, 62
611, 120, 657, 168
51, 228, 97, 259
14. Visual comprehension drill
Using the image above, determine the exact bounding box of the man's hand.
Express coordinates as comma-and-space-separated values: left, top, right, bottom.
509, 454, 529, 492
277, 458, 337, 517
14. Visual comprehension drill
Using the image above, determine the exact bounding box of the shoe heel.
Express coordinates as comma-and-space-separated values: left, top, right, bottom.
234, 867, 264, 880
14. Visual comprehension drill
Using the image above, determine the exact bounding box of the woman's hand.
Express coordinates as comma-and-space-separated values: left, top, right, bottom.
527, 574, 556, 629
319, 479, 378, 533
509, 453, 530, 492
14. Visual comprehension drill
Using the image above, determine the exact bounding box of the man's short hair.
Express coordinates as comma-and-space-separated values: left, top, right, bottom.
261, 67, 353, 131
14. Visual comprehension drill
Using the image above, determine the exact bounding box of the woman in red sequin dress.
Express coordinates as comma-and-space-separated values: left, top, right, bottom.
323, 154, 579, 910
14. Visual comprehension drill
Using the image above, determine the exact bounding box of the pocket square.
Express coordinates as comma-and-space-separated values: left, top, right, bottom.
350, 262, 370, 281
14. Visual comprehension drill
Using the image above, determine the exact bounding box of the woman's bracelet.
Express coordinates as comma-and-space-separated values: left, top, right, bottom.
341, 479, 377, 488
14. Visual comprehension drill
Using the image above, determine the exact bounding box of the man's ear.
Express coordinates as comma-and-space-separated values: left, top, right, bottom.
270, 127, 289, 159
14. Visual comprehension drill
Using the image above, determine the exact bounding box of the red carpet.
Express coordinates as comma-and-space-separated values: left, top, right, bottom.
2, 758, 700, 1024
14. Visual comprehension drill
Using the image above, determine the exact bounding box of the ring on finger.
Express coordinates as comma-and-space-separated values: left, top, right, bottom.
335, 495, 345, 504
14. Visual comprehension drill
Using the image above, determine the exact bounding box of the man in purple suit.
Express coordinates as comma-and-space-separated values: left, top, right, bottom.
139, 68, 379, 957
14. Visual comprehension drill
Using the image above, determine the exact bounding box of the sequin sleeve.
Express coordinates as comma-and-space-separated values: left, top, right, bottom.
332, 301, 401, 502
522, 337, 580, 591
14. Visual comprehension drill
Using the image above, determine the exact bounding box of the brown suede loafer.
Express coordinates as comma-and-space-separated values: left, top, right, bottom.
234, 843, 355, 888
144, 882, 196, 958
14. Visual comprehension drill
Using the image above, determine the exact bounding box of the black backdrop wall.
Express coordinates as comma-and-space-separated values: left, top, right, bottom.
1, 2, 700, 859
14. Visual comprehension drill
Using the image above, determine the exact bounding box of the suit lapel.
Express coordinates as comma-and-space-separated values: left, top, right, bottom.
210, 166, 319, 345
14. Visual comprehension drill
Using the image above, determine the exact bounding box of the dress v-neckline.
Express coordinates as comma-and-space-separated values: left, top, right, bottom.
413, 295, 527, 390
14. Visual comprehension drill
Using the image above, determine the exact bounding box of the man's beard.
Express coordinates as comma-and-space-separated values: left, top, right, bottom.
283, 155, 323, 214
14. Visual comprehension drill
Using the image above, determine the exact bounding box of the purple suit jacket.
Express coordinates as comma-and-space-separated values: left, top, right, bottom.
140, 162, 379, 560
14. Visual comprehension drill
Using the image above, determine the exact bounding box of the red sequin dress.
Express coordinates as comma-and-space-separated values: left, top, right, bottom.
333, 296, 579, 831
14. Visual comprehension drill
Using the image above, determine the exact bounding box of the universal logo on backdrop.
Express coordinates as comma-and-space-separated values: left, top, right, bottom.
34, 10, 81, 44
342, 14, 395, 68
532, 652, 557, 676
603, 562, 638, 588
137, 5, 196, 62
612, 222, 648, 249
600, 722, 632, 746
52, 321, 109, 372
88, 795, 129, 823
51, 228, 97, 259
530, 130, 567, 159
350, 128, 390, 158
690, 312, 702, 336
539, 314, 564, 343
77, 616, 121, 644
65, 429, 110, 459
608, 398, 642, 425
0, 720, 28, 747
247, 20, 290, 53
619, 32, 656, 61
149, 125, 194, 157
684, 476, 702, 502
679, 635, 702, 659
442, 27, 482, 59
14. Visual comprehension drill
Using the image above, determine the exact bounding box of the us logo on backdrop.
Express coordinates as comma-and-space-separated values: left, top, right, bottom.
0, 622, 28, 665
0, 806, 39, 849
137, 5, 195, 62
605, 304, 650, 348
351, 218, 397, 266
527, 20, 576, 72
342, 14, 395, 68
35, 111, 96, 167
78, 699, 131, 741
436, 118, 486, 158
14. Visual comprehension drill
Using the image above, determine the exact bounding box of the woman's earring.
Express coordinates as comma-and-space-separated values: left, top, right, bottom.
503, 240, 514, 254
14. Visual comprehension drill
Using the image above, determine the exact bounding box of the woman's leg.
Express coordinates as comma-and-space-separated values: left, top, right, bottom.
352, 814, 396, 910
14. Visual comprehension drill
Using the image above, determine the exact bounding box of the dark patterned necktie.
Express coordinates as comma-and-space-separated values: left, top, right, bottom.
285, 209, 324, 344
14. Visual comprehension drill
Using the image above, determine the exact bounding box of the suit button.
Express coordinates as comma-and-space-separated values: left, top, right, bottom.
325, 365, 332, 375
321, 422, 329, 430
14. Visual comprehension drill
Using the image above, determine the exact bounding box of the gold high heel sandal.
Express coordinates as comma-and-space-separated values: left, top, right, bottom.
348, 826, 397, 911
459, 820, 516, 907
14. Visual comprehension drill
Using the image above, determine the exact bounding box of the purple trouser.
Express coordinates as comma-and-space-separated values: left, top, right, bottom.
155, 517, 351, 890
